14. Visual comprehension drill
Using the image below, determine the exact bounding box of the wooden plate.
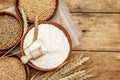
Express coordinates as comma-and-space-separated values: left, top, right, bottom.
0, 12, 23, 50
0, 53, 30, 80
20, 21, 72, 71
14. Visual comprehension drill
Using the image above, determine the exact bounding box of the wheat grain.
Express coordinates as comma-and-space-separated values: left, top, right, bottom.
19, 0, 56, 21
1, 7, 28, 57
0, 57, 26, 80
0, 15, 21, 49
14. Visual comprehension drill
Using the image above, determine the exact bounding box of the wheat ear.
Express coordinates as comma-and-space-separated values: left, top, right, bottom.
59, 70, 92, 80
20, 7, 28, 34
48, 57, 89, 80
33, 16, 39, 41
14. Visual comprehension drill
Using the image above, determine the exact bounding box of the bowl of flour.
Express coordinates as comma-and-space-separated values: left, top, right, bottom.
20, 21, 72, 71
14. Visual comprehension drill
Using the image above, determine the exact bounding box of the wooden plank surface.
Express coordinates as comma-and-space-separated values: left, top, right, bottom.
64, 0, 120, 12
1, 0, 120, 12
72, 13, 120, 51
0, 0, 14, 10
0, 0, 120, 80
72, 51, 120, 80
29, 51, 120, 80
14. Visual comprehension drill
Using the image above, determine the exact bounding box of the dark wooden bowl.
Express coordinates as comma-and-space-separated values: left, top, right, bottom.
0, 53, 30, 80
20, 21, 72, 71
0, 12, 23, 50
14, 0, 59, 23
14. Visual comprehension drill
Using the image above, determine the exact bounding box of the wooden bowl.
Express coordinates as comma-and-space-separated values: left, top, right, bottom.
0, 12, 23, 50
15, 0, 59, 23
20, 21, 72, 71
0, 53, 30, 80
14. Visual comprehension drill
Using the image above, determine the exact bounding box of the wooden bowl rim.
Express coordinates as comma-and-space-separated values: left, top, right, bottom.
0, 53, 30, 80
20, 21, 72, 71
14, 0, 59, 23
0, 11, 23, 50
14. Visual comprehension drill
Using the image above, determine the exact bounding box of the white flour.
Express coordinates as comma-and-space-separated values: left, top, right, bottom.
23, 24, 70, 69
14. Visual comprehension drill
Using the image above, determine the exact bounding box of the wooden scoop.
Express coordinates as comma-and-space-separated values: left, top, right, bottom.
21, 47, 43, 64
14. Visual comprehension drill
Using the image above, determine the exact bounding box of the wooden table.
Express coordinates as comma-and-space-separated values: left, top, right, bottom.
63, 0, 120, 80
30, 0, 120, 79
0, 0, 120, 80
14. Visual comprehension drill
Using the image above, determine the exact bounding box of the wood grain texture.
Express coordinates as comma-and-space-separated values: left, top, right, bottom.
30, 51, 120, 80
0, 0, 15, 10
72, 51, 120, 80
72, 13, 120, 51
0, 1, 120, 80
64, 0, 120, 12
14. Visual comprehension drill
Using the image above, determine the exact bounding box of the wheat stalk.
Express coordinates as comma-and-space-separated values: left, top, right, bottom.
59, 70, 86, 80
36, 73, 49, 80
59, 70, 92, 80
83, 75, 93, 79
40, 61, 69, 80
48, 57, 89, 80
33, 61, 69, 80
22, 15, 39, 53
30, 71, 45, 80
24, 15, 39, 51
